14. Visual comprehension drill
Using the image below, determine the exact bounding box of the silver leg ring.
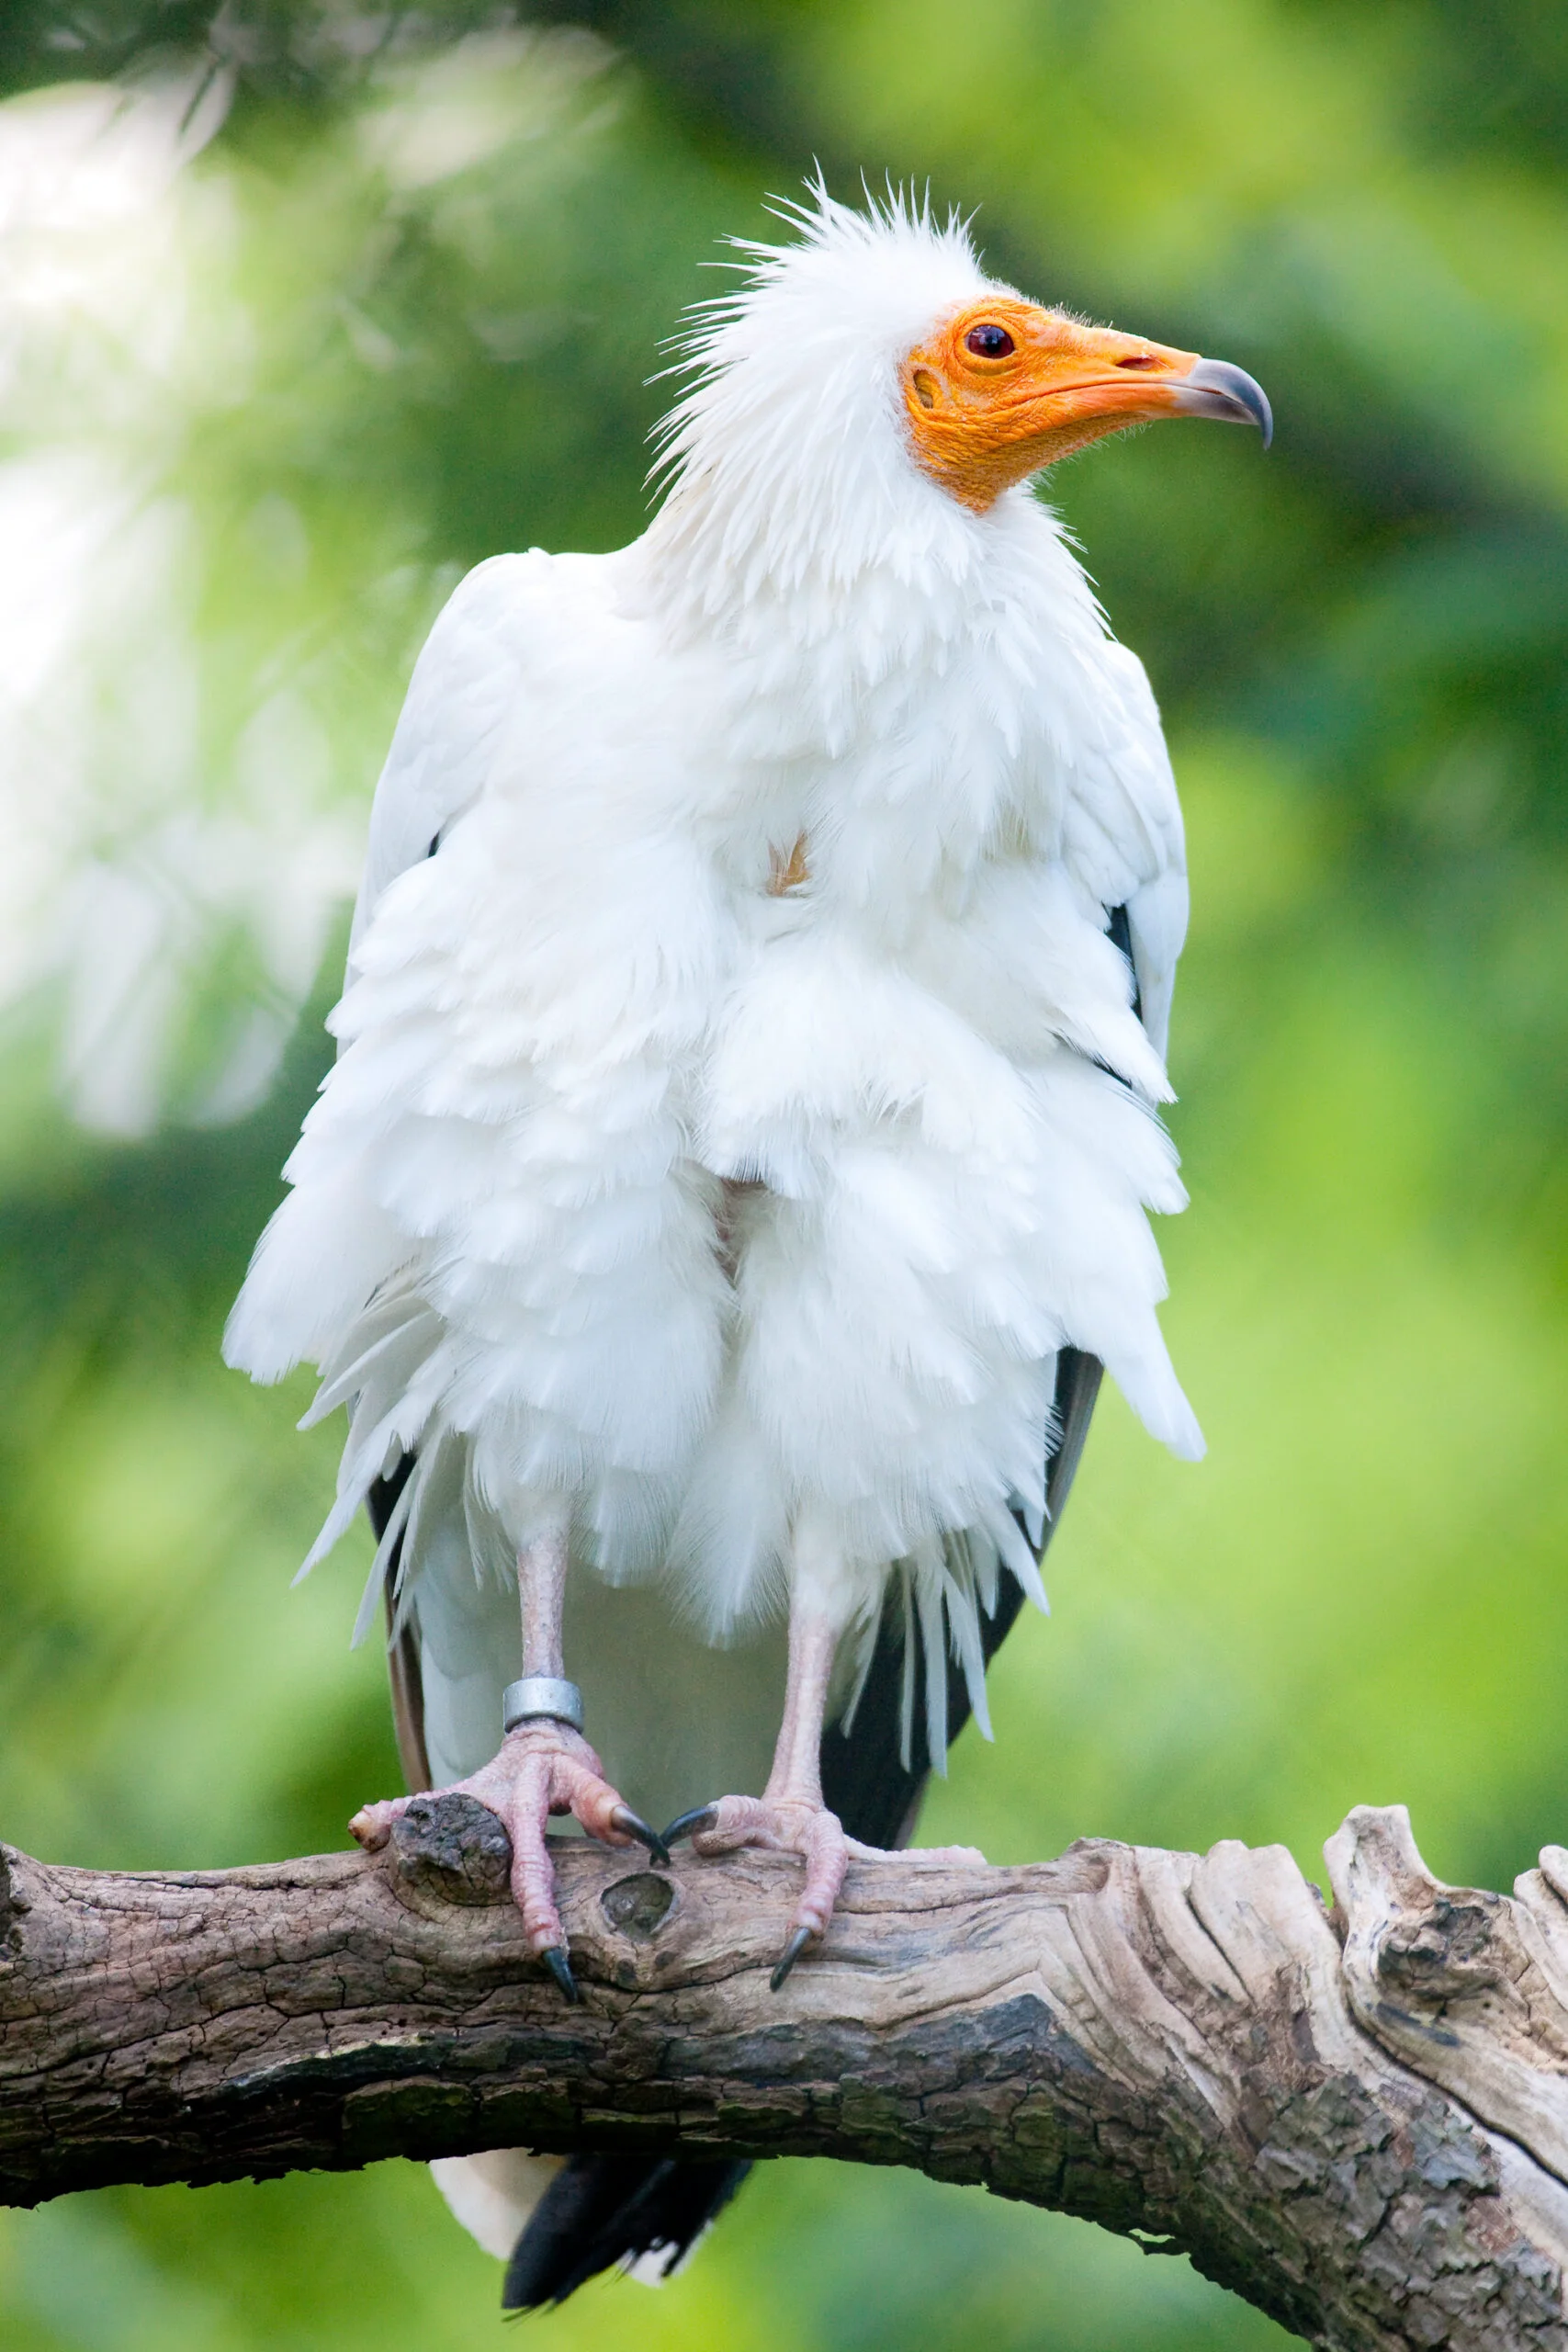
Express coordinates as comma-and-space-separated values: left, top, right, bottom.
502, 1676, 585, 1736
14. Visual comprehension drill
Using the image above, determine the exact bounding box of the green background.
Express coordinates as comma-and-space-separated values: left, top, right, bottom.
2, 4, 1565, 2346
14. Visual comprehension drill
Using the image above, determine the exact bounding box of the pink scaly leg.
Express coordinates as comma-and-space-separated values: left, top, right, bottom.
349, 1520, 664, 2001
664, 1575, 980, 1991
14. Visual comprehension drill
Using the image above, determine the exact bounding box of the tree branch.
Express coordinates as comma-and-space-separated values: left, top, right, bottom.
5, 1797, 1568, 2348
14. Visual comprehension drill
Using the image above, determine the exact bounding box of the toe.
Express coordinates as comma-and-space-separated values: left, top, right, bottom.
508, 1826, 568, 1956
690, 1794, 773, 1855
486, 1763, 568, 1955
349, 1796, 409, 1851
552, 1757, 643, 1850
790, 1808, 848, 1939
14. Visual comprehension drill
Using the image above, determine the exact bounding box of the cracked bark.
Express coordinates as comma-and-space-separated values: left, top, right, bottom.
5, 1799, 1568, 2348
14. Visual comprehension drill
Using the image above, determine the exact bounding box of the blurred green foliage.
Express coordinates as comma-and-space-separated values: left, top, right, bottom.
0, 4, 1564, 2346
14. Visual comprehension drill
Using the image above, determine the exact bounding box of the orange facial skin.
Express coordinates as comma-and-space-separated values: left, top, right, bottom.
903, 296, 1206, 512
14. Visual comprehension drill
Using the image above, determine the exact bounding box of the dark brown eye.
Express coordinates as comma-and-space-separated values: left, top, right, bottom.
964, 323, 1015, 358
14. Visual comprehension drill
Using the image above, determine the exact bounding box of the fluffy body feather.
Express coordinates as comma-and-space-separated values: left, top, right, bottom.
227, 199, 1198, 1693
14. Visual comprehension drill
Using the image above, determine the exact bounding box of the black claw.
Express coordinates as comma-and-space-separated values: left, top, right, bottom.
541, 1944, 580, 2005
770, 1926, 815, 1993
611, 1805, 671, 1868
660, 1804, 719, 1849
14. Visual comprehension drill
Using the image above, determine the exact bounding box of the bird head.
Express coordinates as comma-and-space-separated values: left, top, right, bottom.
901, 299, 1270, 513
650, 188, 1270, 600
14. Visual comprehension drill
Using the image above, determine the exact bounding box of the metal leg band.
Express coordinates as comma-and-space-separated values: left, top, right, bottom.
502, 1676, 584, 1736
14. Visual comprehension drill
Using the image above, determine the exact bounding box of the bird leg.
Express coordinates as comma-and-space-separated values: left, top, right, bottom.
662, 1599, 879, 1990
350, 1521, 664, 1999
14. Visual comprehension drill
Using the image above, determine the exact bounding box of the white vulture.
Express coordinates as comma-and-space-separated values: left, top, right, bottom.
225, 188, 1269, 2307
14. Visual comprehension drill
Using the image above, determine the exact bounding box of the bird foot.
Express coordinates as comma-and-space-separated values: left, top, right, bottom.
662, 1792, 884, 1989
351, 1722, 666, 1995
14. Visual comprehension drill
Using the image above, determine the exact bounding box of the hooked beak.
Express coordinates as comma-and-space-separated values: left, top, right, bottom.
1167, 357, 1272, 448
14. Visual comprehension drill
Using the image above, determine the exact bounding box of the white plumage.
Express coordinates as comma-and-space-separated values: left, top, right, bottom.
224, 187, 1270, 2301
230, 196, 1197, 1631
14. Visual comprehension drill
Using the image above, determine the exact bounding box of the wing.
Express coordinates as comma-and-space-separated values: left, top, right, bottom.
820, 825, 1175, 1850
350, 553, 552, 1779
1063, 639, 1190, 1064
346, 551, 543, 972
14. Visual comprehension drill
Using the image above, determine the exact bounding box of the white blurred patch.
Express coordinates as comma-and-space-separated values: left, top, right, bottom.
0, 72, 347, 1131
0, 39, 611, 1134
358, 26, 611, 190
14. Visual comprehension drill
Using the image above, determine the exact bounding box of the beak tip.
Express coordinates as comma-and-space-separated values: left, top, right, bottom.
1177, 356, 1272, 449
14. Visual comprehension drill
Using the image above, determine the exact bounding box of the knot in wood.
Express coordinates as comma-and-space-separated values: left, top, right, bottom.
389, 1793, 512, 1905
1377, 1893, 1506, 1996
601, 1871, 677, 1942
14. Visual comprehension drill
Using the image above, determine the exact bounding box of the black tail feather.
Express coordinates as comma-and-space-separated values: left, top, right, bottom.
502, 2156, 750, 2312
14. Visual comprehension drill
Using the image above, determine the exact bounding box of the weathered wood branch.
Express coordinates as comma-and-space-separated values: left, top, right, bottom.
6, 1799, 1568, 2348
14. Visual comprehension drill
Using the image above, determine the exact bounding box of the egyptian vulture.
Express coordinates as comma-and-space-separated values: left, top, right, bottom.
225, 188, 1269, 2307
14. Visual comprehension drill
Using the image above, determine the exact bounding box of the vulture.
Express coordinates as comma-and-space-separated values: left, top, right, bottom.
225, 188, 1269, 2309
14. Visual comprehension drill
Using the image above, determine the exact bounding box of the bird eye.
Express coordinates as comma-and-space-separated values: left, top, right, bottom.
964, 323, 1015, 358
